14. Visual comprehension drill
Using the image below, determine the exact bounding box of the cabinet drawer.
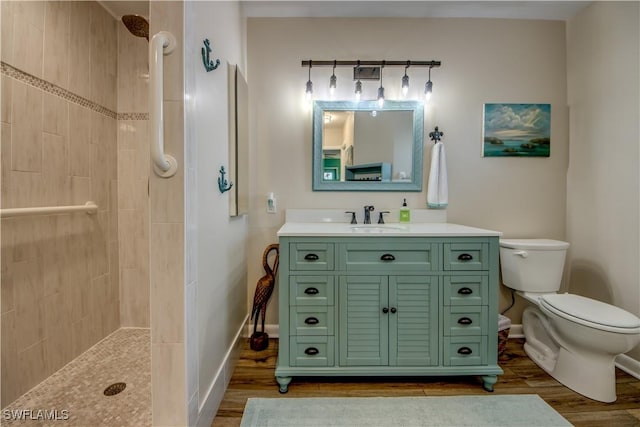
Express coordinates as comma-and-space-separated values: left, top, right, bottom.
443, 336, 487, 366
443, 306, 488, 336
290, 276, 334, 306
341, 242, 437, 271
443, 276, 488, 306
290, 306, 334, 336
290, 336, 335, 367
444, 243, 488, 271
290, 243, 334, 270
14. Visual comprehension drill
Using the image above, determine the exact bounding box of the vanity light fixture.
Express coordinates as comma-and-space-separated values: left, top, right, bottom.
401, 61, 410, 97
300, 59, 441, 102
329, 60, 337, 97
377, 61, 385, 108
305, 60, 313, 100
424, 65, 433, 101
354, 61, 362, 101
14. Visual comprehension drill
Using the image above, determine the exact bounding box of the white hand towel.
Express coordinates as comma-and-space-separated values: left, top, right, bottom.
427, 141, 448, 209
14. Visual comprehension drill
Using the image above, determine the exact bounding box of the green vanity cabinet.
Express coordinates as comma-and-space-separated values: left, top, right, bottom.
275, 234, 503, 394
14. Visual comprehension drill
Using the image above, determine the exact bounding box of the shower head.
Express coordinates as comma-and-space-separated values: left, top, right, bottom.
122, 15, 149, 41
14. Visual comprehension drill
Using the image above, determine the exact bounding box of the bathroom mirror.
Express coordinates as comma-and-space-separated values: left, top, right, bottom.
312, 100, 424, 191
228, 64, 249, 216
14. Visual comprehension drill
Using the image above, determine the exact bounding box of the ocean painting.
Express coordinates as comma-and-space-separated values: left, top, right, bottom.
483, 103, 551, 157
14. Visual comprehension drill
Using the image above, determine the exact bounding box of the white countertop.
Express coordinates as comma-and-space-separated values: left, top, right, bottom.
277, 222, 502, 237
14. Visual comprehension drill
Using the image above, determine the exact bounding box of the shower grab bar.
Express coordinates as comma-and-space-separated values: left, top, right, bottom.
0, 201, 98, 218
150, 30, 178, 178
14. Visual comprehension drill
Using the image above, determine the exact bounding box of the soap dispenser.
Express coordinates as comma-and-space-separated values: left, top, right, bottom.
399, 198, 410, 223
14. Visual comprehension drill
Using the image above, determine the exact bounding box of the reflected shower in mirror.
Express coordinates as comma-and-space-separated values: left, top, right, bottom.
312, 100, 424, 191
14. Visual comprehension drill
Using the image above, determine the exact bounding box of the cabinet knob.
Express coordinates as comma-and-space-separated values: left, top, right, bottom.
457, 317, 473, 325
304, 253, 319, 261
390, 307, 397, 314
382, 307, 389, 314
458, 253, 473, 261
304, 347, 319, 356
457, 347, 473, 355
380, 253, 396, 261
457, 287, 473, 295
304, 317, 319, 325
304, 287, 319, 295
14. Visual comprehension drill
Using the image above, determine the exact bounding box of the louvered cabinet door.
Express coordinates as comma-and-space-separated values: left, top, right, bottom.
339, 275, 389, 366
388, 276, 439, 366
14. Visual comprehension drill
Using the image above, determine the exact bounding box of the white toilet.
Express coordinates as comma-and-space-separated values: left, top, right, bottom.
499, 238, 640, 403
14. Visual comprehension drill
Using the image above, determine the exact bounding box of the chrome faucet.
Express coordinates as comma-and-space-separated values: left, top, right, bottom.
363, 205, 375, 224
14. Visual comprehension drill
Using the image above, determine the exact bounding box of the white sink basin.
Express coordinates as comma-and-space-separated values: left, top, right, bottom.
350, 224, 408, 233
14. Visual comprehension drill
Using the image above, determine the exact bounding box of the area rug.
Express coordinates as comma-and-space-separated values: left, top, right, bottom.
240, 395, 572, 426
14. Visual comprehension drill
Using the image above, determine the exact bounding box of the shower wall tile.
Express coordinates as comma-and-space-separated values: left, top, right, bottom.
150, 222, 184, 344
41, 132, 70, 207
90, 2, 117, 111
152, 343, 186, 426
43, 1, 70, 88
1, 311, 20, 406
117, 25, 149, 113
68, 103, 92, 177
1, 75, 12, 123
121, 267, 150, 328
11, 1, 45, 79
11, 80, 42, 173
1, 123, 12, 204
43, 92, 68, 137
1, 1, 14, 65
18, 340, 48, 402
68, 1, 92, 98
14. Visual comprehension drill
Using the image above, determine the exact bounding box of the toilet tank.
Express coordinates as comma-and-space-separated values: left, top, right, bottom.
499, 239, 569, 293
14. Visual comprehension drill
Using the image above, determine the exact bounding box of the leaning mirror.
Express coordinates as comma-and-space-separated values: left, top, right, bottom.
312, 100, 424, 191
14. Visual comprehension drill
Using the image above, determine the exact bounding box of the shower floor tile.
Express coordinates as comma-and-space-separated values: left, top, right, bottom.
2, 328, 151, 427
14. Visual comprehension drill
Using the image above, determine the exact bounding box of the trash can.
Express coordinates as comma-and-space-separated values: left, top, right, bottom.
498, 314, 511, 358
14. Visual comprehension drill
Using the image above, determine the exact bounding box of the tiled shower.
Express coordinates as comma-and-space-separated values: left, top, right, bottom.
1, 0, 151, 416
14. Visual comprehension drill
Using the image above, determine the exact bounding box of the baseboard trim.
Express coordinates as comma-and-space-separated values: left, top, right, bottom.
616, 354, 640, 380
508, 324, 524, 338
195, 313, 249, 427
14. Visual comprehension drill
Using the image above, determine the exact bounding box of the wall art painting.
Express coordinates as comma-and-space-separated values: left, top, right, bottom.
483, 103, 551, 157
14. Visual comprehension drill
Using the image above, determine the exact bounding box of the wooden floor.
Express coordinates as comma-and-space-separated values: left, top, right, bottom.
212, 338, 640, 426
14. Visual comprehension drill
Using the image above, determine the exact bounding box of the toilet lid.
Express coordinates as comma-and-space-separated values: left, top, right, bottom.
540, 294, 640, 332
499, 239, 569, 250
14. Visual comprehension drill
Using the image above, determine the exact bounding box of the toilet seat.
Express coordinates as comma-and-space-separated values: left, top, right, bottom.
540, 294, 640, 334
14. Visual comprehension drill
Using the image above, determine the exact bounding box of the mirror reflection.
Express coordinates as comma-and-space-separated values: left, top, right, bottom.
313, 100, 424, 191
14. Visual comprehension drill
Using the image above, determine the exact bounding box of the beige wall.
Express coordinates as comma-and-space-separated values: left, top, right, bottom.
247, 17, 569, 325
566, 2, 640, 359
1, 1, 119, 406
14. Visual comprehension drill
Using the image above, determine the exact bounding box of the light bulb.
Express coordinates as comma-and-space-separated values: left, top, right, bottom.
424, 80, 432, 101
377, 86, 385, 108
305, 80, 313, 100
355, 80, 362, 101
329, 74, 336, 97
401, 74, 409, 97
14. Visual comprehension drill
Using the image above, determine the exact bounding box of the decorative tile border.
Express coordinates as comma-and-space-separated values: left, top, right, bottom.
118, 112, 150, 121
1, 62, 148, 121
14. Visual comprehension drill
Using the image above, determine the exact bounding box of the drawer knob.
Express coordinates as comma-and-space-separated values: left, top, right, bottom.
380, 253, 396, 261
457, 287, 473, 295
458, 253, 473, 261
304, 253, 319, 261
382, 307, 389, 314
304, 347, 319, 356
304, 317, 319, 325
390, 307, 397, 314
457, 317, 473, 325
457, 346, 473, 355
304, 287, 319, 295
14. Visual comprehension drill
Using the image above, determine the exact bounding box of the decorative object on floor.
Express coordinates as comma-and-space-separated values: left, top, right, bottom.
201, 38, 220, 72
250, 244, 279, 351
483, 103, 551, 157
240, 395, 571, 427
217, 166, 233, 193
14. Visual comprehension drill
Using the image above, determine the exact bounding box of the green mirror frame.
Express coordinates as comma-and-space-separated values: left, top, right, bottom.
312, 100, 424, 191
